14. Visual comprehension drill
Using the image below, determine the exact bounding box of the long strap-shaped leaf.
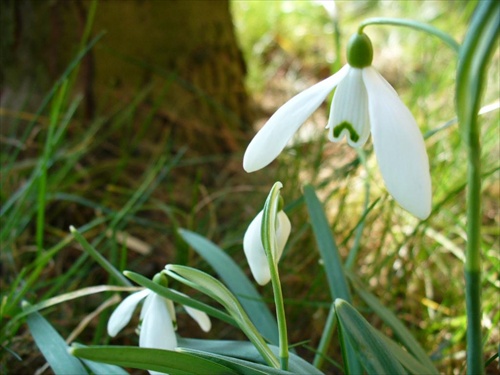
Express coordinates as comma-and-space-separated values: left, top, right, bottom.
26, 307, 88, 375
178, 338, 324, 375
335, 299, 407, 375
303, 185, 351, 302
124, 270, 236, 326
304, 185, 361, 374
71, 346, 237, 375
178, 228, 279, 344
349, 274, 438, 374
165, 264, 281, 368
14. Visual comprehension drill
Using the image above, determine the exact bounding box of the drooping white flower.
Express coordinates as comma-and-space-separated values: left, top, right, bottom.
243, 33, 432, 219
107, 286, 211, 374
243, 209, 291, 286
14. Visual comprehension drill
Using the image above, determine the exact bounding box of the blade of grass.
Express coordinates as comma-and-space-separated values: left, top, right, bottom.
70, 226, 131, 287
109, 150, 184, 230
0, 217, 107, 334
12, 286, 138, 324
1, 31, 105, 182
36, 80, 69, 253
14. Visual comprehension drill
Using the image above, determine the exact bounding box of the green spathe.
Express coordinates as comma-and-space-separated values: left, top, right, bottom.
347, 33, 373, 68
152, 272, 168, 288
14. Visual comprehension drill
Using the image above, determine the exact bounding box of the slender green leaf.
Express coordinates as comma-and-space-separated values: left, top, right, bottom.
375, 333, 435, 375
71, 346, 237, 375
303, 185, 351, 302
349, 275, 438, 373
124, 270, 236, 327
178, 338, 324, 375
165, 264, 280, 368
335, 299, 407, 375
312, 302, 337, 369
179, 347, 294, 375
26, 309, 88, 375
178, 228, 279, 344
70, 226, 131, 287
80, 358, 129, 375
304, 185, 361, 374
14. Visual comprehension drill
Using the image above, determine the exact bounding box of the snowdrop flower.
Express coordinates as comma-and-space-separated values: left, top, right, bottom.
243, 208, 291, 286
107, 275, 211, 374
243, 32, 432, 219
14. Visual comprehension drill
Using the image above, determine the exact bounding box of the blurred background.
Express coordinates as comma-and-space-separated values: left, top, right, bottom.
1, 0, 499, 374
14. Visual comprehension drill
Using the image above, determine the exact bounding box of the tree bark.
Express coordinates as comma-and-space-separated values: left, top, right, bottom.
1, 0, 254, 154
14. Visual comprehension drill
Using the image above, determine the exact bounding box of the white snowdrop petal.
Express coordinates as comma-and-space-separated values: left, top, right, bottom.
139, 294, 177, 350
107, 289, 150, 337
274, 211, 292, 261
166, 299, 177, 329
183, 305, 212, 332
363, 67, 432, 219
328, 67, 371, 147
140, 290, 153, 320
243, 211, 271, 285
243, 65, 349, 172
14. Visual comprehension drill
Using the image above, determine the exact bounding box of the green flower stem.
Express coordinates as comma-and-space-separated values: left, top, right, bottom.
358, 17, 460, 53
262, 182, 289, 370
456, 1, 499, 373
462, 126, 483, 373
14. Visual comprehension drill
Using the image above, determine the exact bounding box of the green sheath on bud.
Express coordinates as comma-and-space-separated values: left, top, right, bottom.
153, 272, 169, 288
347, 33, 373, 68
277, 195, 285, 212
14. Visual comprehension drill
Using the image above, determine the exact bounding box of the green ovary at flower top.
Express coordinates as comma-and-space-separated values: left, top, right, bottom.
243, 207, 291, 286
243, 32, 432, 220
106, 273, 211, 375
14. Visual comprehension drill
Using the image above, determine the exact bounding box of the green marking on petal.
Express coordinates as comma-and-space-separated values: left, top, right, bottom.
333, 122, 360, 143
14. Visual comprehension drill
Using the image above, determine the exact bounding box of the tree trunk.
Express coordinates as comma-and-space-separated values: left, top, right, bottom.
1, 0, 254, 154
